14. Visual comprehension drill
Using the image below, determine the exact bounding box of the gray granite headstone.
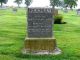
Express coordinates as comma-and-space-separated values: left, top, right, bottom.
12, 7, 17, 13
77, 9, 80, 15
28, 8, 53, 38
64, 9, 68, 13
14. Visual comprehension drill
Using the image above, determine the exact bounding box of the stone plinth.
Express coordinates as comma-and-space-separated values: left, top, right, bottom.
23, 38, 61, 55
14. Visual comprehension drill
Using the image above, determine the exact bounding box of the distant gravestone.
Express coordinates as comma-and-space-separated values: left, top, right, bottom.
12, 7, 17, 13
77, 9, 80, 15
63, 9, 68, 13
53, 9, 58, 16
0, 6, 7, 10
23, 8, 61, 55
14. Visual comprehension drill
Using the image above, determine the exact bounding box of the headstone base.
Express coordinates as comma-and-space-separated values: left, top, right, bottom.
23, 38, 61, 55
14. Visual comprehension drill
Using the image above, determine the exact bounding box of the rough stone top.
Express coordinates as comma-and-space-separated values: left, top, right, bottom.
28, 8, 53, 13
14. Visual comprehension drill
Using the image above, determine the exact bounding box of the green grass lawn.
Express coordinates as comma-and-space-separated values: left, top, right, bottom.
0, 8, 80, 60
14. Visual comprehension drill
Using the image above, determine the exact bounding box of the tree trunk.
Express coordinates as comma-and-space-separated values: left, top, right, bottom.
70, 6, 73, 11
1, 2, 3, 8
52, 5, 55, 15
52, 5, 55, 24
18, 4, 20, 8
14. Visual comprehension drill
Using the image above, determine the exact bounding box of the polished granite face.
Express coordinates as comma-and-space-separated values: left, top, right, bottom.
27, 8, 53, 38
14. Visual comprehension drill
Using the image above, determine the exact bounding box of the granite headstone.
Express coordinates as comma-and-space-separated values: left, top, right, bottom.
77, 9, 80, 15
12, 7, 17, 13
28, 8, 53, 38
23, 8, 61, 55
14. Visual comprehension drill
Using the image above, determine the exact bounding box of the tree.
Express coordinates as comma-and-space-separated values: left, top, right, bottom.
50, 0, 61, 15
64, 0, 78, 10
25, 0, 32, 7
25, 0, 32, 27
14, 0, 22, 8
50, 0, 61, 8
0, 0, 8, 7
50, 0, 78, 9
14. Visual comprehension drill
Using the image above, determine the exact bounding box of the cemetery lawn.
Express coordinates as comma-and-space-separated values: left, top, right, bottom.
0, 8, 80, 60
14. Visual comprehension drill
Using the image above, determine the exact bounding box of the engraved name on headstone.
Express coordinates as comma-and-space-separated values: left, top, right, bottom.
28, 8, 53, 38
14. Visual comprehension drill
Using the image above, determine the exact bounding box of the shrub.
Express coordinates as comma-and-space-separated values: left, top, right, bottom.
54, 14, 63, 24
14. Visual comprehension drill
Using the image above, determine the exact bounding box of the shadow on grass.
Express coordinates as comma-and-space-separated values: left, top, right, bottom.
14, 53, 62, 59
14, 53, 80, 60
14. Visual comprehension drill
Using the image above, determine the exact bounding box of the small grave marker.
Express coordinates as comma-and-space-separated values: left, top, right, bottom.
77, 9, 80, 15
12, 7, 17, 13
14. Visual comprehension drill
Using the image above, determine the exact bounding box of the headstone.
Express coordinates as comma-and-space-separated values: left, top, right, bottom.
53, 9, 58, 16
63, 8, 68, 13
23, 8, 61, 55
0, 6, 7, 10
28, 8, 53, 38
12, 7, 17, 13
77, 9, 80, 15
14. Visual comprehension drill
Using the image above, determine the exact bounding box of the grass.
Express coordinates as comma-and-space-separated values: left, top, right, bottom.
0, 8, 80, 60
